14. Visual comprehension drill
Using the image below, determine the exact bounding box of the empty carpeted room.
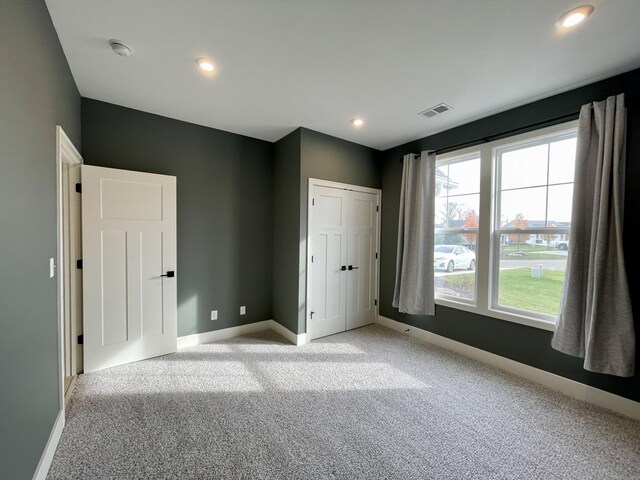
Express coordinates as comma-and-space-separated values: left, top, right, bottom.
2, 1, 640, 479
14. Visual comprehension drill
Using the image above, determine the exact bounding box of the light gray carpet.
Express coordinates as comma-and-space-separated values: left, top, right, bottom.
48, 325, 640, 479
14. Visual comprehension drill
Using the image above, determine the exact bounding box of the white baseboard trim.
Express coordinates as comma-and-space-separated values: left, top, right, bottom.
376, 315, 640, 420
269, 320, 307, 346
33, 408, 65, 480
177, 320, 273, 349
177, 320, 307, 349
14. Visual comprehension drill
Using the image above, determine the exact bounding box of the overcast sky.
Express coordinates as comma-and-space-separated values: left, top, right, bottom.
437, 137, 576, 227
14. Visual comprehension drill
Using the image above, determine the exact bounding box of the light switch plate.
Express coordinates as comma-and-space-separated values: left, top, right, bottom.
240, 306, 246, 315
49, 258, 56, 278
210, 310, 218, 321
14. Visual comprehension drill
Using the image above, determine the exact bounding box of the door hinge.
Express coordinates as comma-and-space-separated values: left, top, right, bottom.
76, 259, 83, 269
375, 299, 378, 306
77, 334, 84, 345
375, 252, 378, 259
75, 183, 82, 193
376, 205, 379, 212
311, 255, 313, 263
312, 198, 315, 206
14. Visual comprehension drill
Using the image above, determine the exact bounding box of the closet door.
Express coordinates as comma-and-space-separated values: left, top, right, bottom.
308, 186, 348, 340
346, 191, 378, 330
308, 181, 380, 341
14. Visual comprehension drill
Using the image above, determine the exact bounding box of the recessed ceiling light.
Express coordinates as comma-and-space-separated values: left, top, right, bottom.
351, 118, 364, 127
109, 39, 132, 57
557, 5, 594, 28
196, 57, 215, 72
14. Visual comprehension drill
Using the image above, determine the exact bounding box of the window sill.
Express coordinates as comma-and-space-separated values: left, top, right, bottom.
435, 297, 556, 332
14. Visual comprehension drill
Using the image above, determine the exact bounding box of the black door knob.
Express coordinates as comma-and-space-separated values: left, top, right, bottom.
348, 265, 359, 270
161, 271, 175, 278
340, 266, 347, 271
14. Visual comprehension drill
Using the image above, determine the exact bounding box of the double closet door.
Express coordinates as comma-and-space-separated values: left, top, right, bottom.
308, 182, 380, 340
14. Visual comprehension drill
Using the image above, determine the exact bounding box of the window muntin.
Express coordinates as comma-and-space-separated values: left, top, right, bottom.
434, 154, 480, 304
492, 131, 577, 320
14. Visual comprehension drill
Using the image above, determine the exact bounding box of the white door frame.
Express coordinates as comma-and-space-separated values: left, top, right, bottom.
306, 178, 381, 340
56, 126, 83, 409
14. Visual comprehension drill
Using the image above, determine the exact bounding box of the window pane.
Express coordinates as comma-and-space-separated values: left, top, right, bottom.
497, 234, 568, 316
547, 184, 574, 226
499, 187, 547, 228
438, 194, 479, 228
447, 157, 480, 195
435, 196, 447, 228
435, 233, 476, 302
548, 138, 576, 185
435, 165, 449, 198
500, 144, 548, 190
436, 155, 481, 229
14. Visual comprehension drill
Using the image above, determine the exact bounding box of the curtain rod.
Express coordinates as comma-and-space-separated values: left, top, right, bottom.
399, 111, 579, 162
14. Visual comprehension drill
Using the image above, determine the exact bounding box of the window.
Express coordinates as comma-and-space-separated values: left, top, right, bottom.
433, 122, 578, 330
434, 154, 480, 303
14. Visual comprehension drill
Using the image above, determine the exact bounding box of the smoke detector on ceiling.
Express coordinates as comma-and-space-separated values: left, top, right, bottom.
418, 103, 453, 119
109, 39, 132, 57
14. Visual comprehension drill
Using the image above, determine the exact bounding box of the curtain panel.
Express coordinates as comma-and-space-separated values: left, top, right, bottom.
552, 93, 634, 377
393, 151, 436, 315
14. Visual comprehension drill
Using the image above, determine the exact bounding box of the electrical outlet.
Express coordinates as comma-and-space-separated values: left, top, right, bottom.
210, 310, 218, 321
240, 306, 246, 315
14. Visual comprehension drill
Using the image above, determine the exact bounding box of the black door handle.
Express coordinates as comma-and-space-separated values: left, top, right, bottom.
348, 265, 359, 270
340, 266, 347, 271
161, 271, 175, 278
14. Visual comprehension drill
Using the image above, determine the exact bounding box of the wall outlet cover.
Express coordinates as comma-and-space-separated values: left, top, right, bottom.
240, 306, 246, 315
210, 310, 218, 321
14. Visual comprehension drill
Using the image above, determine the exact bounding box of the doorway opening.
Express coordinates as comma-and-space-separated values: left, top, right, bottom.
56, 126, 83, 405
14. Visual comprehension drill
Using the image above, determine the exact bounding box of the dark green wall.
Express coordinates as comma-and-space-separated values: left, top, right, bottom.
81, 99, 274, 337
298, 128, 381, 333
0, 0, 81, 478
379, 68, 640, 402
272, 129, 302, 333
271, 128, 381, 334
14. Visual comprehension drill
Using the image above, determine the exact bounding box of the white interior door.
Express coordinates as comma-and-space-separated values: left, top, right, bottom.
308, 181, 380, 341
309, 186, 347, 340
82, 165, 177, 372
346, 191, 378, 330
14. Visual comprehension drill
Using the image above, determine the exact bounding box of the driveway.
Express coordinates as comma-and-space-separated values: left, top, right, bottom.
500, 258, 566, 270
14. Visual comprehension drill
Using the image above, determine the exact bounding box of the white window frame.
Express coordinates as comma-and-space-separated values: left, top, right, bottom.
434, 120, 578, 331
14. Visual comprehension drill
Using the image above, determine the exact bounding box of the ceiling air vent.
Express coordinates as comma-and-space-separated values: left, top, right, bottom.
418, 103, 453, 119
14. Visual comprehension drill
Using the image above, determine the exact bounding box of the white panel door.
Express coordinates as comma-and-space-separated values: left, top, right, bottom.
346, 191, 378, 330
308, 186, 347, 340
82, 165, 177, 372
308, 182, 380, 341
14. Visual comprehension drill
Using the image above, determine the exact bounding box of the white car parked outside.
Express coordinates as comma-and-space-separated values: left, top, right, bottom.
434, 245, 476, 272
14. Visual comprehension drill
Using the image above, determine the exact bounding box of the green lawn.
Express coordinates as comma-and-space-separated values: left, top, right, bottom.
439, 268, 564, 315
498, 268, 564, 315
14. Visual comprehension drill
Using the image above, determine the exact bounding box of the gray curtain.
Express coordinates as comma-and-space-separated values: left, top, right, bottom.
551, 93, 635, 377
393, 151, 436, 315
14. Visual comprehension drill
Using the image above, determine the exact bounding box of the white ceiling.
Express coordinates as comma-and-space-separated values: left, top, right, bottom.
46, 0, 640, 150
